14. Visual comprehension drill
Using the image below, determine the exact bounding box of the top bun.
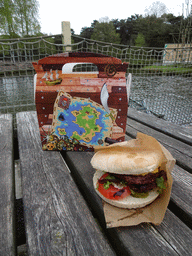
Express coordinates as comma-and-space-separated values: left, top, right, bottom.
91, 144, 164, 175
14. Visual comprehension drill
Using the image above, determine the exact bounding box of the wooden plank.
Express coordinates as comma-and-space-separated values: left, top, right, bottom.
36, 78, 81, 88
38, 56, 123, 65
126, 118, 192, 224
16, 111, 115, 256
169, 165, 192, 228
154, 209, 192, 255
61, 73, 98, 78
36, 78, 127, 93
126, 117, 192, 172
0, 114, 16, 255
64, 151, 192, 256
128, 108, 192, 145
80, 78, 127, 86
35, 91, 58, 104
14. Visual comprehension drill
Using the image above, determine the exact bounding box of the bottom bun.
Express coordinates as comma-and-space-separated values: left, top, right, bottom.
93, 170, 160, 209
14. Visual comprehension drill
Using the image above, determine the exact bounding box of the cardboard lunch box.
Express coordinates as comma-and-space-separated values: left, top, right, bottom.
33, 52, 131, 151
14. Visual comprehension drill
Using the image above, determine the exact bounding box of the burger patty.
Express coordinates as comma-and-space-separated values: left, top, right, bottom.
113, 169, 166, 185
113, 170, 167, 193
129, 182, 159, 193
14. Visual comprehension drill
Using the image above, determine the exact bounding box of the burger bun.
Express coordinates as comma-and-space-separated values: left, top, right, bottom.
91, 145, 164, 175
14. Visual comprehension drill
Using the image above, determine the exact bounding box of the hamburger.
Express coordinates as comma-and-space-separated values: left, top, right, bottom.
91, 144, 167, 209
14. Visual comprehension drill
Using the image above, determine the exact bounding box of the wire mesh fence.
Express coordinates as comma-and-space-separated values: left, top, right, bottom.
0, 35, 192, 130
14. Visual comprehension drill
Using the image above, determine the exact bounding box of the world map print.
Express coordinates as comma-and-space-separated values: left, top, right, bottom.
51, 90, 117, 149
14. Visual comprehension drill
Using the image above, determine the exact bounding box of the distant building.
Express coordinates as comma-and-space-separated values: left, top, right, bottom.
163, 44, 192, 64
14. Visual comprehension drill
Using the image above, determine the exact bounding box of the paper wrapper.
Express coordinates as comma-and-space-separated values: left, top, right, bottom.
94, 132, 176, 228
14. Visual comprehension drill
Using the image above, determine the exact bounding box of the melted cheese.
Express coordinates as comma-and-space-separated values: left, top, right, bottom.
135, 167, 160, 176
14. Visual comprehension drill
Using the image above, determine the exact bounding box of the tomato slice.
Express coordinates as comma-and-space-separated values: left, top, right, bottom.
98, 173, 131, 200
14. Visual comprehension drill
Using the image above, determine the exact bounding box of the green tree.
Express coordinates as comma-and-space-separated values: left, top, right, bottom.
135, 33, 146, 47
0, 0, 40, 37
78, 13, 183, 48
91, 18, 120, 44
111, 15, 142, 45
14, 0, 40, 36
133, 14, 182, 47
0, 0, 17, 37
80, 20, 98, 38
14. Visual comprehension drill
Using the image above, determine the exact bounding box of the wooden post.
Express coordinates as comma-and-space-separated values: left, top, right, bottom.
61, 21, 71, 52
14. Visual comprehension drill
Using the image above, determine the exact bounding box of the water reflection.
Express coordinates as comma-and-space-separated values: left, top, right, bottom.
129, 76, 192, 125
0, 76, 35, 113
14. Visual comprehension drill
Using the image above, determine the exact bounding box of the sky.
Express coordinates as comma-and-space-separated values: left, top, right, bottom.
38, 0, 188, 35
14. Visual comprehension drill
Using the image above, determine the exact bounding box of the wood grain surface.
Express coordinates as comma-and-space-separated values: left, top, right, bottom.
127, 108, 192, 145
64, 151, 192, 256
16, 111, 115, 256
0, 114, 16, 255
126, 108, 192, 227
16, 110, 192, 255
126, 110, 192, 172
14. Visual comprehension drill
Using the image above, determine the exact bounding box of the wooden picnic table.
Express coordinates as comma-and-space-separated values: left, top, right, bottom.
0, 108, 192, 255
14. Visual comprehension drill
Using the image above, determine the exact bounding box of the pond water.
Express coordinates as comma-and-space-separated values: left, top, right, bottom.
0, 75, 35, 113
129, 76, 192, 125
0, 75, 191, 125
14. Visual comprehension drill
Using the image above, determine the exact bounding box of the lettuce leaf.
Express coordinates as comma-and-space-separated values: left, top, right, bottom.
156, 176, 166, 194
130, 189, 149, 198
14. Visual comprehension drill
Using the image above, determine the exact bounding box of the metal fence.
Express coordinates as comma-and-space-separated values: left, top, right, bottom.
0, 35, 192, 129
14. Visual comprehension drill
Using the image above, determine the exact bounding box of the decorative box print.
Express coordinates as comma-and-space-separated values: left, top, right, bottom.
33, 52, 130, 151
